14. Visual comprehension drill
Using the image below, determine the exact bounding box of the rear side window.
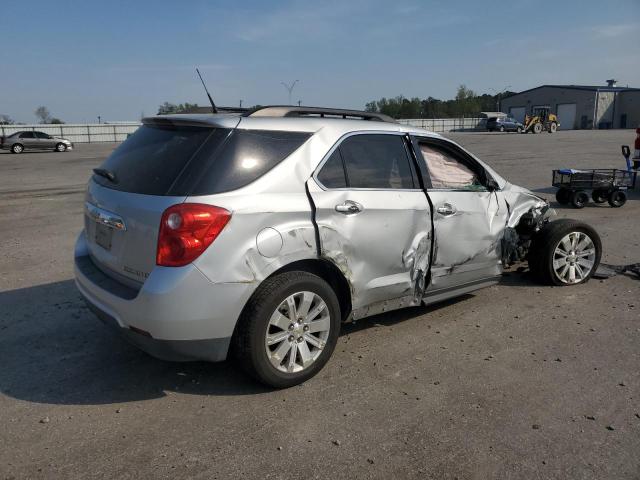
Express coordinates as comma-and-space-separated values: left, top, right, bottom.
93, 125, 215, 195
317, 149, 347, 188
338, 134, 415, 189
34, 132, 49, 139
188, 129, 311, 195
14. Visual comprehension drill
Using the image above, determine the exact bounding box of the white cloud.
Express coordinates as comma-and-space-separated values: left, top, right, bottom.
592, 24, 636, 38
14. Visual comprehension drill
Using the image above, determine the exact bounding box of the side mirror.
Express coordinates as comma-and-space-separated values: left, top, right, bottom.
486, 178, 499, 191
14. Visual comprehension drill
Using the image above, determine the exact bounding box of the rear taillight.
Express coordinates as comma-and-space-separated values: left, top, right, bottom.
156, 203, 231, 267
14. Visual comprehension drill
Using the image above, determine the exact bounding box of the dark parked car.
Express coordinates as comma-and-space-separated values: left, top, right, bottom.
486, 116, 523, 133
0, 131, 73, 153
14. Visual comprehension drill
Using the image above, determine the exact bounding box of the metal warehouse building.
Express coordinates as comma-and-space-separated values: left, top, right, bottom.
501, 81, 640, 130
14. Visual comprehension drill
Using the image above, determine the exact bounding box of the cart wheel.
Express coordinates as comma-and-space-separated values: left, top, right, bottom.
571, 191, 589, 209
592, 189, 608, 203
607, 190, 626, 208
555, 188, 571, 205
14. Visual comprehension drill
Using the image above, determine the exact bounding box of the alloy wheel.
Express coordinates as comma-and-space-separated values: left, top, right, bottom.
265, 291, 331, 373
552, 232, 596, 284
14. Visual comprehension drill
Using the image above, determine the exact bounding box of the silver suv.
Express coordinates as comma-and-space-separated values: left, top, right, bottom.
74, 106, 601, 387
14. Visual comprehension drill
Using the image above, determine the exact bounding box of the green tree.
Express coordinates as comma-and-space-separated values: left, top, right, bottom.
35, 106, 51, 123
50, 118, 65, 124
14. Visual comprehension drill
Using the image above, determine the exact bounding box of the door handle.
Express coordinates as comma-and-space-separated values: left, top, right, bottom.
335, 200, 363, 215
436, 203, 457, 216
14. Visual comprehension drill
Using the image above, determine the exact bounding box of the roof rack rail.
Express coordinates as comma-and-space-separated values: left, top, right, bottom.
244, 106, 396, 123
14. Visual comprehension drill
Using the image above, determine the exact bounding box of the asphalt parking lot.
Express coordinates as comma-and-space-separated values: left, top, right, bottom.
1, 130, 639, 479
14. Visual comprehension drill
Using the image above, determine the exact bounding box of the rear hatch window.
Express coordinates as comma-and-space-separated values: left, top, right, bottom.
93, 124, 311, 196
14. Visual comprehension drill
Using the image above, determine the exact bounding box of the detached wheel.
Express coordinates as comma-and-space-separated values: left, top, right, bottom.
55, 143, 67, 152
529, 219, 601, 286
11, 143, 23, 154
549, 122, 558, 133
592, 189, 608, 203
608, 190, 626, 208
233, 271, 341, 388
555, 188, 571, 205
533, 123, 543, 134
571, 190, 589, 208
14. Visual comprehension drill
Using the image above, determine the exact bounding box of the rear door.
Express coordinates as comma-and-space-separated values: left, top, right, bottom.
412, 136, 508, 292
308, 133, 433, 314
19, 132, 37, 148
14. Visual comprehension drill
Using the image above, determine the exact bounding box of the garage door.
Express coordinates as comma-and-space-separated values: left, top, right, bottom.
556, 103, 576, 130
509, 107, 526, 123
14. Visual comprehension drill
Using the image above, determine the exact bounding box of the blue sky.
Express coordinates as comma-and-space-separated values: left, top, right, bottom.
1, 0, 639, 123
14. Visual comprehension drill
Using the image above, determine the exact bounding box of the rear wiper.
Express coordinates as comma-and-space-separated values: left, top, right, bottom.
93, 168, 118, 184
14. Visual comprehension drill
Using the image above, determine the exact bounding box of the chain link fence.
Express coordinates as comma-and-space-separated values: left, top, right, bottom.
397, 117, 486, 132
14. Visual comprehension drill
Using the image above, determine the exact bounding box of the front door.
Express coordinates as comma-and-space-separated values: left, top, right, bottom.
308, 133, 433, 316
412, 136, 508, 292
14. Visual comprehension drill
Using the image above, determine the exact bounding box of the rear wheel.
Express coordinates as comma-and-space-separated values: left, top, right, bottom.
55, 143, 66, 152
11, 143, 23, 154
233, 271, 341, 388
533, 123, 543, 134
529, 219, 601, 286
555, 188, 571, 205
592, 189, 608, 203
549, 122, 558, 133
571, 190, 589, 208
608, 190, 626, 208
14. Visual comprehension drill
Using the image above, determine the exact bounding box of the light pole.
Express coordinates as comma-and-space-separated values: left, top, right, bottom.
97, 115, 101, 124
281, 80, 299, 105
489, 85, 511, 112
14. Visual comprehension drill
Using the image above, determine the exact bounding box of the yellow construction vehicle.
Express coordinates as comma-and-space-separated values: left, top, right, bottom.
523, 107, 560, 133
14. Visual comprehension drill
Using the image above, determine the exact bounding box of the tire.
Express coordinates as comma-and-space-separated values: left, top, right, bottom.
528, 219, 601, 286
55, 143, 66, 152
571, 190, 589, 208
555, 188, 571, 205
607, 190, 626, 208
533, 123, 543, 134
592, 189, 608, 203
517, 126, 522, 133
499, 126, 505, 132
232, 271, 341, 388
549, 122, 557, 133
11, 143, 23, 154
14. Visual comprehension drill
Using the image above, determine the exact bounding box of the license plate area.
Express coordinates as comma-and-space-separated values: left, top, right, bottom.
95, 222, 113, 251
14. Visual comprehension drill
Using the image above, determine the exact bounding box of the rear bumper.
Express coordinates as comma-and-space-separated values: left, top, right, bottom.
74, 231, 257, 362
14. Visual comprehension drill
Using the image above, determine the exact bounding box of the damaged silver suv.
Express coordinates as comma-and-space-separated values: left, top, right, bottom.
74, 106, 601, 387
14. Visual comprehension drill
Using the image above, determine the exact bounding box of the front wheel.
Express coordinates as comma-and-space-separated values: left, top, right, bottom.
517, 126, 522, 133
528, 219, 601, 286
11, 143, 23, 154
571, 190, 589, 208
533, 123, 543, 134
233, 271, 341, 388
55, 143, 67, 152
555, 188, 571, 205
549, 122, 558, 133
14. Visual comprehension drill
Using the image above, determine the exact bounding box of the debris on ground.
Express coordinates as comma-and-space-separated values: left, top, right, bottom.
593, 263, 640, 280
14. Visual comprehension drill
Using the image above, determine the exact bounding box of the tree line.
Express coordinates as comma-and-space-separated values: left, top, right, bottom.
364, 85, 516, 119
0, 106, 64, 125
